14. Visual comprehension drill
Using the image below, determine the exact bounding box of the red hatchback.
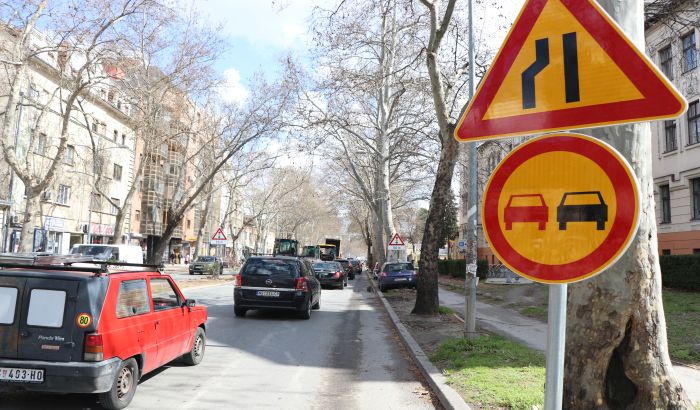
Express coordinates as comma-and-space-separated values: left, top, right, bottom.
0, 258, 207, 409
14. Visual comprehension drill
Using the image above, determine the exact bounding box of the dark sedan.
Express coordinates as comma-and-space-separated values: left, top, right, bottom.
189, 256, 223, 275
378, 262, 417, 292
233, 256, 321, 319
349, 259, 362, 276
336, 259, 354, 280
312, 261, 346, 289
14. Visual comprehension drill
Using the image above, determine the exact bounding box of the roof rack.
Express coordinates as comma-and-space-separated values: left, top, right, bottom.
0, 262, 107, 274
0, 253, 164, 276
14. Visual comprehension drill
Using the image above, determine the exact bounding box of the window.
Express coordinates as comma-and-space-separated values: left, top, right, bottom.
91, 122, 98, 133
26, 289, 65, 328
35, 133, 47, 155
660, 184, 671, 223
64, 145, 75, 165
692, 178, 700, 220
662, 249, 671, 256
121, 134, 127, 145
116, 280, 150, 318
110, 198, 120, 215
113, 164, 122, 181
150, 279, 180, 311
91, 193, 102, 211
135, 210, 140, 221
186, 219, 191, 229
689, 101, 700, 145
0, 287, 18, 324
682, 31, 697, 71
57, 185, 70, 205
659, 45, 673, 79
664, 121, 677, 152
113, 129, 118, 141
693, 249, 700, 254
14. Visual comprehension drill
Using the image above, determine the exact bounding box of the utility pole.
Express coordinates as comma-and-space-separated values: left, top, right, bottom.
464, 0, 478, 338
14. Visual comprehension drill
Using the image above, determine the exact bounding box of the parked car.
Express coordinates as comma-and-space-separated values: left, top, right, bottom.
0, 259, 207, 410
348, 259, 362, 276
312, 261, 346, 289
378, 262, 418, 292
69, 244, 144, 264
233, 256, 321, 319
189, 256, 223, 275
336, 259, 354, 280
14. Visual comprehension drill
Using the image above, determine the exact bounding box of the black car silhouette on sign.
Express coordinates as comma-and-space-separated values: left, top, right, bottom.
557, 191, 608, 230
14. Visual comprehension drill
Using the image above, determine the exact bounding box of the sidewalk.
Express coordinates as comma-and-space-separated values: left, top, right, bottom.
438, 285, 700, 405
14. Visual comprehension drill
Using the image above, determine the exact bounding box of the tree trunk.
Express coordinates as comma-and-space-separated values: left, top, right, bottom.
413, 133, 458, 315
147, 211, 181, 264
18, 190, 41, 252
371, 205, 385, 266
194, 189, 213, 258
563, 2, 692, 408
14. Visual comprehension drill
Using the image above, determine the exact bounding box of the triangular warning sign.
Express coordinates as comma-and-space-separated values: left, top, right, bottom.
388, 233, 405, 246
455, 0, 686, 142
211, 227, 227, 241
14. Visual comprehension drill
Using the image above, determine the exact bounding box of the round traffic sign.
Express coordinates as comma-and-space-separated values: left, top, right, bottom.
482, 133, 640, 283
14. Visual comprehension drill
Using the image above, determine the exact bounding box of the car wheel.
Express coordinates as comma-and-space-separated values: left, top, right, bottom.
182, 327, 205, 366
299, 300, 311, 320
312, 297, 320, 310
234, 306, 247, 317
98, 358, 138, 410
189, 271, 193, 275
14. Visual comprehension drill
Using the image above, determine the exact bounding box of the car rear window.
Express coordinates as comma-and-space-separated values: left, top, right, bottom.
27, 289, 66, 328
242, 259, 297, 277
0, 287, 18, 324
116, 280, 150, 318
197, 256, 216, 262
386, 263, 414, 272
313, 262, 340, 271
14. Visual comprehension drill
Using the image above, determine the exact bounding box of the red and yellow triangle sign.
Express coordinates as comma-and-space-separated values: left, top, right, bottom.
455, 0, 687, 142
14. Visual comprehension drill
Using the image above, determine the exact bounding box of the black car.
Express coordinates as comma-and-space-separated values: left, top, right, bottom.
336, 259, 354, 280
557, 191, 608, 231
312, 261, 346, 289
348, 259, 362, 276
233, 256, 321, 319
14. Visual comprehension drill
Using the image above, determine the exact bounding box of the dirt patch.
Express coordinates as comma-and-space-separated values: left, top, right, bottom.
175, 276, 235, 290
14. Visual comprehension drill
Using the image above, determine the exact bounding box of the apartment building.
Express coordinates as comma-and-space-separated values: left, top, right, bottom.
0, 29, 135, 253
646, 0, 700, 255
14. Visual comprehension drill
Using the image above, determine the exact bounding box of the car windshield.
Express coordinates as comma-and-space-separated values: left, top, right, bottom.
196, 256, 216, 262
562, 192, 602, 205
386, 263, 414, 272
337, 260, 349, 267
313, 262, 339, 271
242, 259, 297, 277
349, 260, 359, 266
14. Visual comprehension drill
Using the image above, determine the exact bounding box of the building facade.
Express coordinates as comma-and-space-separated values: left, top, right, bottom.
646, 0, 700, 255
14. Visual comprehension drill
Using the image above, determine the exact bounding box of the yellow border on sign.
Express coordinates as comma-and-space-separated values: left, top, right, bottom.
481, 133, 641, 284
453, 0, 687, 143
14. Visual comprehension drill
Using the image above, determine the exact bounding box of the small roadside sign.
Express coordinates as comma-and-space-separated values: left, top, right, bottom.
454, 0, 686, 142
210, 227, 227, 245
482, 133, 640, 284
387, 233, 406, 251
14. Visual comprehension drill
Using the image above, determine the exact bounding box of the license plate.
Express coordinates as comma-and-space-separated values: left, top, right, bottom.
256, 290, 280, 297
395, 278, 408, 281
0, 367, 44, 383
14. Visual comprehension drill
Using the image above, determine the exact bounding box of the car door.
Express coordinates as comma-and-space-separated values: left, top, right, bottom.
112, 278, 159, 373
0, 276, 25, 359
302, 260, 320, 305
149, 277, 189, 365
17, 278, 79, 362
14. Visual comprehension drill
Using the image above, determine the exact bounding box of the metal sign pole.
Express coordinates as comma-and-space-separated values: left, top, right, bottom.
544, 283, 567, 410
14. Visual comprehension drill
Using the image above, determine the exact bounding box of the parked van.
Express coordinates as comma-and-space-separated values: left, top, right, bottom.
69, 244, 143, 264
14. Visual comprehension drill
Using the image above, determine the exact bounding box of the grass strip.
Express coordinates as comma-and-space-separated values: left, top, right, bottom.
431, 335, 545, 410
663, 289, 700, 366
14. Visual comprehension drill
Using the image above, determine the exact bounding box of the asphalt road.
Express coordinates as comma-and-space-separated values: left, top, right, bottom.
1, 274, 436, 409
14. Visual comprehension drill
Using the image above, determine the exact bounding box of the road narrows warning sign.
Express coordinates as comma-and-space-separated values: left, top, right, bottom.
454, 0, 686, 142
482, 133, 640, 284
388, 233, 406, 250
210, 227, 227, 245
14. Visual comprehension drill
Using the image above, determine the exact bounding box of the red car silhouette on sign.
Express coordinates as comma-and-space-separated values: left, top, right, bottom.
504, 194, 548, 230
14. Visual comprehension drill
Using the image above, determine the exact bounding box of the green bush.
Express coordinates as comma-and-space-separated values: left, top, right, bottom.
438, 259, 489, 279
660, 254, 700, 291
477, 259, 489, 279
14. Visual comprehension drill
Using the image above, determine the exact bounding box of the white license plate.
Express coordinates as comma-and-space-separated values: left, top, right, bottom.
256, 290, 280, 297
0, 367, 44, 383
394, 278, 408, 281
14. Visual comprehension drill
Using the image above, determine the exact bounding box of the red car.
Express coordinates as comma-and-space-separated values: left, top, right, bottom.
0, 257, 207, 409
504, 194, 549, 230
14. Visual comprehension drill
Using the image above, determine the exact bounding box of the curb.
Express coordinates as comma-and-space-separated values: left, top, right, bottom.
366, 272, 471, 410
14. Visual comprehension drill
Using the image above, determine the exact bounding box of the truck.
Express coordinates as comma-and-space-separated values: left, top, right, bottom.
325, 238, 341, 259
273, 238, 299, 256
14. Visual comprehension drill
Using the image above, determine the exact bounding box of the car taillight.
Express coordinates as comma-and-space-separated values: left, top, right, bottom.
295, 277, 308, 291
234, 274, 242, 287
380, 271, 388, 277
334, 271, 341, 278
84, 333, 104, 362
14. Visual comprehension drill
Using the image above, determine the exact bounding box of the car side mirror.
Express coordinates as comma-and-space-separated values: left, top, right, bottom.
183, 298, 196, 309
